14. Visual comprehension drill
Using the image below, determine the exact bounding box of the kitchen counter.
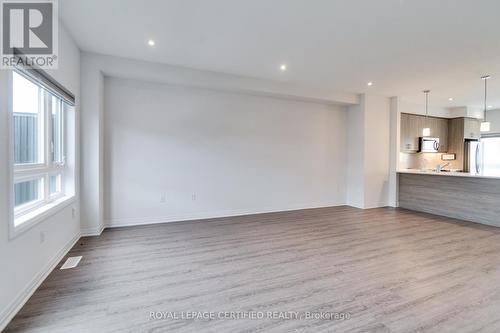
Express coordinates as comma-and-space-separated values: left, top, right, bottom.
397, 169, 500, 180
398, 172, 500, 227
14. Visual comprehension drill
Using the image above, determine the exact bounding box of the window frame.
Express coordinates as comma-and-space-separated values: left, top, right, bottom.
49, 172, 64, 198
13, 175, 45, 218
50, 94, 65, 166
9, 69, 75, 238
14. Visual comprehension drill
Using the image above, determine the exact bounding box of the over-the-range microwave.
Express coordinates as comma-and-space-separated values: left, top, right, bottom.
419, 137, 440, 153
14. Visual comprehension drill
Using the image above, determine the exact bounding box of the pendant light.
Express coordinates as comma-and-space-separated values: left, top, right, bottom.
422, 90, 431, 137
480, 75, 491, 132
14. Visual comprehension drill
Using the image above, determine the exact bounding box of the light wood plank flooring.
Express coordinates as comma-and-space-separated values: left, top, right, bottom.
6, 206, 500, 332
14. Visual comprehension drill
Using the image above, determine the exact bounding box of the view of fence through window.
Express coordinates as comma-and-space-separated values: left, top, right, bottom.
13, 113, 39, 164
13, 70, 68, 216
13, 73, 41, 165
14, 178, 42, 207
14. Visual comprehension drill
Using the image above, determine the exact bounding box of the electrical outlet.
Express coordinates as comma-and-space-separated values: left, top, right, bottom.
160, 192, 167, 203
40, 232, 46, 244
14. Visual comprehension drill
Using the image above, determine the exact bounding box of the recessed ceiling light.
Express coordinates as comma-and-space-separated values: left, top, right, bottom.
367, 82, 373, 86
280, 64, 287, 71
148, 39, 155, 46
488, 105, 493, 108
448, 97, 453, 101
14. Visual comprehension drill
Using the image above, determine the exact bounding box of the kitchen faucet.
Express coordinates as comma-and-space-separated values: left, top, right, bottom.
436, 162, 450, 172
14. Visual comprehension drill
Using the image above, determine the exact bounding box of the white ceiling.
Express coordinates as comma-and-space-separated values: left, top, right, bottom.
60, 0, 500, 108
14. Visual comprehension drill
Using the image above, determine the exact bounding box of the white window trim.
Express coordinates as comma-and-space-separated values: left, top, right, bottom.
10, 196, 76, 239
8, 70, 75, 240
49, 172, 64, 200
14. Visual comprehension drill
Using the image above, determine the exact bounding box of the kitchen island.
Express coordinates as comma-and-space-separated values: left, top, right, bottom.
398, 169, 500, 227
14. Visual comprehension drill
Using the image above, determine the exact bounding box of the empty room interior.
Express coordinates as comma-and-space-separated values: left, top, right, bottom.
2, 0, 500, 332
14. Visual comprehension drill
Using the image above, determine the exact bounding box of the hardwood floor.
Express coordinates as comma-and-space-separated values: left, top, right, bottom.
6, 206, 500, 333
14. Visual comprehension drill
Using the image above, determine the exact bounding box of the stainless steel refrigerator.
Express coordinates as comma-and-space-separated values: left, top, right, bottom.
464, 139, 483, 174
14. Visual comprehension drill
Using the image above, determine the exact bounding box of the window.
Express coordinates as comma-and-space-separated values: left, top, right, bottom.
13, 72, 42, 165
12, 70, 75, 229
482, 136, 500, 176
15, 177, 43, 207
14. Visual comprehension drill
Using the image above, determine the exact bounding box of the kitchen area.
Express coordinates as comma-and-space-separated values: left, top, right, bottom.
397, 87, 500, 227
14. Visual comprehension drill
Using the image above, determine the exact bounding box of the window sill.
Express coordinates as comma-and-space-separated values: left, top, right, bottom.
10, 195, 76, 240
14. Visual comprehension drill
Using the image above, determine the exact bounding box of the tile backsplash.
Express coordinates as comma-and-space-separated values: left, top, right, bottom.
400, 152, 450, 170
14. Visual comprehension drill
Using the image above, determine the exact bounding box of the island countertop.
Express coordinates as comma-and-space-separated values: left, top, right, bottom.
398, 171, 500, 227
397, 168, 500, 180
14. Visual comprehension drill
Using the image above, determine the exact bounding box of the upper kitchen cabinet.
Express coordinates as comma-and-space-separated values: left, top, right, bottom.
449, 117, 481, 143
436, 117, 449, 152
400, 113, 448, 153
463, 118, 481, 140
400, 113, 419, 152
447, 117, 482, 170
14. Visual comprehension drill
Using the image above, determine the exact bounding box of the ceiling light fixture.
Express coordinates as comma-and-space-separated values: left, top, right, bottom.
148, 39, 155, 46
422, 90, 431, 137
448, 97, 453, 101
280, 64, 287, 71
367, 81, 373, 86
481, 75, 491, 133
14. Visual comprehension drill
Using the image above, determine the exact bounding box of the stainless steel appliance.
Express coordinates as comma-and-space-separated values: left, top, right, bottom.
419, 137, 440, 153
464, 139, 483, 174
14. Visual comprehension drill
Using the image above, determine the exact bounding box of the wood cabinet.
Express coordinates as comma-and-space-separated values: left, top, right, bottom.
400, 113, 419, 152
400, 114, 481, 169
447, 118, 465, 170
400, 113, 448, 153
447, 117, 481, 170
437, 118, 449, 152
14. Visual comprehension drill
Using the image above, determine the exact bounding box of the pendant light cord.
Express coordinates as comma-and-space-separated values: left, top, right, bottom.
484, 77, 488, 122
481, 75, 490, 122
423, 90, 430, 118
426, 92, 429, 118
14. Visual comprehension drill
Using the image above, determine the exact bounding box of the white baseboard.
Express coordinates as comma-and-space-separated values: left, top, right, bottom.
346, 201, 390, 210
0, 232, 81, 332
80, 224, 105, 237
363, 201, 390, 209
105, 202, 347, 228
388, 200, 400, 208
346, 202, 365, 209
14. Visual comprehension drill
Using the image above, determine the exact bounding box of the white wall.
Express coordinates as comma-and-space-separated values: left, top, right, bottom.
388, 97, 400, 207
448, 106, 483, 119
81, 53, 358, 106
486, 109, 500, 134
347, 94, 391, 209
0, 24, 81, 330
80, 52, 359, 233
364, 94, 391, 208
399, 99, 450, 118
103, 78, 348, 226
80, 58, 104, 235
346, 102, 365, 208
